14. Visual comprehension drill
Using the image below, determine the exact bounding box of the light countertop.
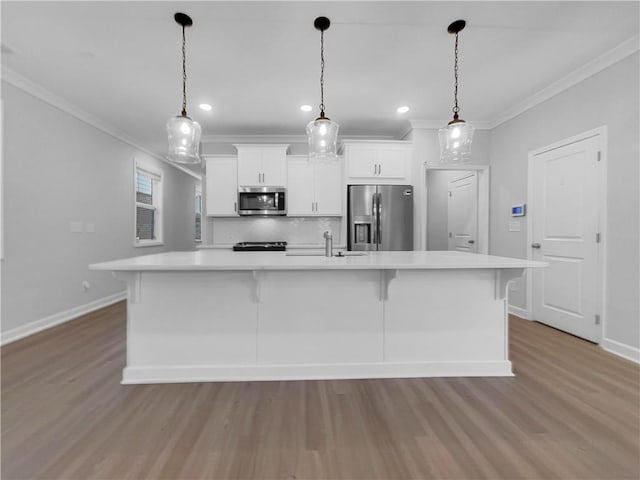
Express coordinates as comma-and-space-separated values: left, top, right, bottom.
90, 250, 547, 272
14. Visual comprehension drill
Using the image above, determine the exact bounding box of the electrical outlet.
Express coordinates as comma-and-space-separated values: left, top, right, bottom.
85, 223, 96, 233
70, 221, 83, 233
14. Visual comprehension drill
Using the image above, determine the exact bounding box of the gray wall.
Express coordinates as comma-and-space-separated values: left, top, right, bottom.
1, 82, 199, 334
490, 52, 639, 350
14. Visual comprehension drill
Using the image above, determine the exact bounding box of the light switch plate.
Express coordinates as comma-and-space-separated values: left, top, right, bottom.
85, 223, 96, 233
508, 221, 521, 232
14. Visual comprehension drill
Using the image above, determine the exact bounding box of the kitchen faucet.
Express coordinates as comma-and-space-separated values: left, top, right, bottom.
323, 231, 333, 257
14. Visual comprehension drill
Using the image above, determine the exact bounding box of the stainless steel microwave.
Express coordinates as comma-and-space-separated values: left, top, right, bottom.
238, 187, 286, 216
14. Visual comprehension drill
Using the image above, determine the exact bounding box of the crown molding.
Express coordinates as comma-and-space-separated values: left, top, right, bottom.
201, 133, 396, 144
488, 34, 640, 129
202, 134, 308, 144
0, 67, 201, 180
408, 119, 493, 131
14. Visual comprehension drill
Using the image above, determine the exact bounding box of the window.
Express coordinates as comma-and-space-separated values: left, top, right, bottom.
195, 188, 202, 242
135, 167, 163, 246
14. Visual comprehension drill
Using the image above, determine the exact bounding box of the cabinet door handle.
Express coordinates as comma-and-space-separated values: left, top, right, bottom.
531, 242, 541, 249
378, 164, 382, 175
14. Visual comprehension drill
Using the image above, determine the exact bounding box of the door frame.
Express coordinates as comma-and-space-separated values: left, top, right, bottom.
424, 165, 489, 254
526, 126, 607, 343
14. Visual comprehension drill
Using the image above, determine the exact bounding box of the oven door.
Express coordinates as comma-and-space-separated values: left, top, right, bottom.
238, 187, 286, 216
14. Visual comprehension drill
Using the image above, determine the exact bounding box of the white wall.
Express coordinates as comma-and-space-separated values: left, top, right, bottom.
490, 53, 639, 352
207, 217, 343, 247
1, 82, 199, 337
426, 170, 451, 250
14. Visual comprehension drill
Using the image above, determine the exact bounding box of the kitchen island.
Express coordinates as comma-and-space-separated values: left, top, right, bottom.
90, 250, 545, 384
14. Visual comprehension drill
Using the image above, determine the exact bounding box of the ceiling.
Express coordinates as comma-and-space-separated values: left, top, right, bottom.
2, 1, 638, 174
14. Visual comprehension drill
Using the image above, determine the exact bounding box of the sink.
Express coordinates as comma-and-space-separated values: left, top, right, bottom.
285, 251, 367, 257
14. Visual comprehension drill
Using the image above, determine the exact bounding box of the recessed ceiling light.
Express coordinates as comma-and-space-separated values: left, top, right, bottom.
300, 105, 313, 112
396, 106, 410, 114
199, 103, 212, 111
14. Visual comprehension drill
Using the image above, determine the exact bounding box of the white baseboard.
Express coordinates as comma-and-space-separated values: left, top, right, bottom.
121, 360, 514, 384
601, 338, 640, 363
508, 304, 531, 320
1, 291, 126, 346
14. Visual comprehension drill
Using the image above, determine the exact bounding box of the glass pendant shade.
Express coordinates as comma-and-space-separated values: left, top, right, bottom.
166, 114, 201, 164
307, 116, 339, 160
438, 120, 474, 164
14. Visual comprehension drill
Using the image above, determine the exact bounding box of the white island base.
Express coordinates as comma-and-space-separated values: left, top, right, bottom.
92, 251, 546, 384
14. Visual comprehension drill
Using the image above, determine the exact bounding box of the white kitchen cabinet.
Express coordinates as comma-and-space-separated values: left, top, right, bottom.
205, 156, 238, 216
287, 156, 342, 216
314, 161, 342, 215
286, 159, 315, 216
343, 141, 412, 184
235, 144, 288, 186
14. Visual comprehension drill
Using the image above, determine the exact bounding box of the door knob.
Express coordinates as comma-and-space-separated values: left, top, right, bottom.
531, 242, 541, 249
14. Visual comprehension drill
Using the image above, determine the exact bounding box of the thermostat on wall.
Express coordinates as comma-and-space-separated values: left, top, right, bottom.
511, 204, 526, 217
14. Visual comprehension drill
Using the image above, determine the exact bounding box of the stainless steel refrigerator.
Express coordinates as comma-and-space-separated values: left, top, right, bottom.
348, 185, 414, 251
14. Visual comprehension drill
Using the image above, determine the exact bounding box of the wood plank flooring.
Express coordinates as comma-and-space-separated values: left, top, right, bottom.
2, 301, 639, 479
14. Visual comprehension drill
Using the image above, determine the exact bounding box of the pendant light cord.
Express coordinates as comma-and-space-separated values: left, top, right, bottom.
181, 24, 187, 117
319, 29, 325, 117
452, 32, 460, 119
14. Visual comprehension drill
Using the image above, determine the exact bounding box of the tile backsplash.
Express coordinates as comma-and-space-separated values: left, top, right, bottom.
207, 217, 343, 246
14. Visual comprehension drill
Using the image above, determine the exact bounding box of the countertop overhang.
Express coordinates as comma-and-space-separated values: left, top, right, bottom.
90, 250, 547, 272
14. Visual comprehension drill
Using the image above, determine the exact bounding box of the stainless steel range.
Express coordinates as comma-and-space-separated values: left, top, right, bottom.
232, 241, 287, 252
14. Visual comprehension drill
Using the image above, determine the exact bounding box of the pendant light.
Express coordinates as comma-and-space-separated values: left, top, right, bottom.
438, 19, 474, 164
166, 12, 201, 165
306, 16, 339, 160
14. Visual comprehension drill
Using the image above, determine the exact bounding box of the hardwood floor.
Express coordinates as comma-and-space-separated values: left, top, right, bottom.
2, 302, 639, 479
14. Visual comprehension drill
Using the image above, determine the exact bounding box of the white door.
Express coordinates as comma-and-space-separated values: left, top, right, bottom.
260, 147, 287, 186
286, 158, 314, 216
237, 149, 263, 186
531, 135, 601, 342
205, 157, 238, 216
447, 172, 478, 252
346, 146, 378, 178
377, 147, 409, 179
313, 161, 342, 215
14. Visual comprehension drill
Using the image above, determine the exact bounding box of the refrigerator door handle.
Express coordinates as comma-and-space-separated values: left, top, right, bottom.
376, 192, 382, 246
371, 193, 378, 245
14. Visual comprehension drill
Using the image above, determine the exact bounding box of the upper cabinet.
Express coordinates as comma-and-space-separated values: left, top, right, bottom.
205, 156, 238, 216
343, 141, 413, 184
287, 156, 342, 216
235, 144, 288, 186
